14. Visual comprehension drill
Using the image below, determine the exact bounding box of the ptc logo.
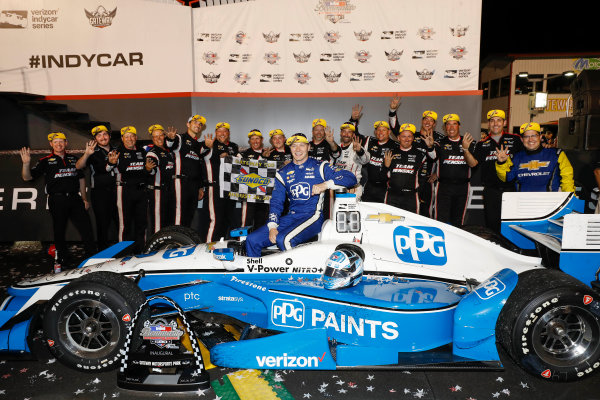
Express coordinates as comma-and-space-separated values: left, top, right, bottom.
393, 226, 446, 265
271, 299, 304, 328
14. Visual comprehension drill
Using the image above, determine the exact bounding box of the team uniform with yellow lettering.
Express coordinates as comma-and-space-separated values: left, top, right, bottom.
496, 147, 575, 192
434, 136, 475, 226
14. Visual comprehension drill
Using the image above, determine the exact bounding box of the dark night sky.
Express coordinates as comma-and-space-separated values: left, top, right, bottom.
479, 1, 599, 62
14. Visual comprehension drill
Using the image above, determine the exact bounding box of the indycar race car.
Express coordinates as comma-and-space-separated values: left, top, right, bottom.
1, 191, 599, 387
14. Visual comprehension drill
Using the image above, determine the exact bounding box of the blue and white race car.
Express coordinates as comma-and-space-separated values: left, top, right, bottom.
1, 192, 599, 384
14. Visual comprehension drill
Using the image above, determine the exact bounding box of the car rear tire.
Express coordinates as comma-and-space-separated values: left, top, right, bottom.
144, 225, 203, 253
497, 269, 600, 381
43, 272, 146, 372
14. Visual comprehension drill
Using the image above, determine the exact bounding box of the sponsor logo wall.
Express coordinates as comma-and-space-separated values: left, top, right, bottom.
0, 0, 192, 95
194, 0, 480, 93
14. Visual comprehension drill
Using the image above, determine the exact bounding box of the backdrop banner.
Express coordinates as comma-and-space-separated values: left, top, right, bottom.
193, 0, 480, 93
0, 0, 192, 95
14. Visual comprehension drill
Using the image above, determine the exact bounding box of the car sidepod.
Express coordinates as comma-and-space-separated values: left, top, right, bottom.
453, 268, 519, 362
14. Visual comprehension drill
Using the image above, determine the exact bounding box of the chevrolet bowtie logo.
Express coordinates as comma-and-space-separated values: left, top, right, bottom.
366, 213, 404, 224
519, 160, 550, 171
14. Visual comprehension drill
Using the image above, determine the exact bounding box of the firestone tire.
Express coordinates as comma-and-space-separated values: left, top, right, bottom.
144, 225, 202, 253
497, 269, 600, 381
43, 272, 145, 372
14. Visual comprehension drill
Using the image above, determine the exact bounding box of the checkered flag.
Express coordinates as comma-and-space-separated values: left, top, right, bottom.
220, 156, 282, 203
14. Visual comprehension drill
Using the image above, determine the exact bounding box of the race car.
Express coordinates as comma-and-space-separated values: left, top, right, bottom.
0, 191, 599, 387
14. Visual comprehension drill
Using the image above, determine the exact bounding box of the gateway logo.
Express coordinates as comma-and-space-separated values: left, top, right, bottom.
256, 352, 325, 368
84, 6, 116, 28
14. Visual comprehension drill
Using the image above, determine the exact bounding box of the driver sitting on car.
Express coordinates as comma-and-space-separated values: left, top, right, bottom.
245, 133, 357, 257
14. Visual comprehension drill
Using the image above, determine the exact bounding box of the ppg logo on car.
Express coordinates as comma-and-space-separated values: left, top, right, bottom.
290, 182, 311, 200
271, 299, 305, 328
393, 226, 447, 265
474, 277, 506, 300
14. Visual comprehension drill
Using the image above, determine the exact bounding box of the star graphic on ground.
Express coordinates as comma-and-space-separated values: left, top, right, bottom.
74, 389, 85, 395
501, 388, 510, 395
336, 379, 345, 385
450, 385, 462, 392
520, 382, 529, 388
496, 377, 504, 382
366, 386, 374, 392
367, 374, 375, 381
303, 394, 311, 398
338, 388, 347, 394
195, 388, 207, 396
414, 388, 426, 398
492, 392, 500, 398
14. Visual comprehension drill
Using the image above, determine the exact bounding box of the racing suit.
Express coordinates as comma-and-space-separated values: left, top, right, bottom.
82, 144, 117, 250
496, 147, 575, 192
332, 143, 369, 200
166, 132, 208, 227
362, 137, 399, 203
29, 152, 95, 265
389, 108, 445, 217
245, 157, 357, 257
146, 146, 175, 233
385, 146, 434, 213
240, 148, 269, 229
434, 136, 475, 226
202, 140, 240, 242
473, 132, 524, 232
109, 145, 148, 253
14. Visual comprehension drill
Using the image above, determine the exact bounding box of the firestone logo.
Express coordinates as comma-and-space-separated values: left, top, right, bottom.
84, 6, 116, 28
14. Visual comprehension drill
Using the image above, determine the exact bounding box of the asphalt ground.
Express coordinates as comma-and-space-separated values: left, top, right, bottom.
1, 242, 600, 400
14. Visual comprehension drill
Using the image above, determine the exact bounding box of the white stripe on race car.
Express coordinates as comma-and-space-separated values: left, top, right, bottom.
268, 289, 458, 314
14, 285, 64, 317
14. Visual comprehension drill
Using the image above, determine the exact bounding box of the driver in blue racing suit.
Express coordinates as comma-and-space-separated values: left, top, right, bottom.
245, 133, 357, 257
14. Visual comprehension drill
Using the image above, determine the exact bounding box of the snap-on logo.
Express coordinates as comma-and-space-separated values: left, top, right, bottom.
393, 226, 446, 265
290, 182, 311, 200
271, 299, 305, 328
474, 277, 506, 300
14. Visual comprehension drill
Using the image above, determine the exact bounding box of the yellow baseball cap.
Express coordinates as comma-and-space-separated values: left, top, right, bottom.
399, 123, 416, 134
520, 122, 541, 134
443, 114, 460, 124
91, 125, 108, 136
248, 129, 263, 138
286, 133, 310, 145
374, 120, 390, 129
48, 132, 66, 141
312, 118, 327, 128
340, 123, 356, 132
216, 122, 231, 130
422, 110, 438, 121
120, 126, 137, 136
148, 124, 165, 134
269, 129, 284, 137
487, 109, 506, 120
188, 114, 206, 125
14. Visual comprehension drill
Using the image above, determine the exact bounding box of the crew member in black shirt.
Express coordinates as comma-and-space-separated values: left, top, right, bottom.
363, 120, 399, 203
202, 122, 240, 242
76, 125, 117, 251
264, 129, 292, 163
146, 124, 175, 234
433, 114, 477, 226
384, 123, 435, 213
20, 132, 95, 269
107, 126, 149, 253
308, 118, 339, 162
463, 109, 524, 232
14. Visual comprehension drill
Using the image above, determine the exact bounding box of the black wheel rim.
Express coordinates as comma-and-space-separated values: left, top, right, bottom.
532, 305, 600, 367
57, 299, 120, 359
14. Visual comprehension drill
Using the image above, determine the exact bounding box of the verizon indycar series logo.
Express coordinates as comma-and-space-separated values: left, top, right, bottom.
294, 72, 311, 85
450, 25, 469, 37
416, 69, 435, 80
203, 51, 218, 65
0, 10, 27, 28
354, 30, 372, 41
323, 30, 340, 43
293, 52, 311, 63
393, 226, 446, 265
202, 72, 220, 83
84, 6, 116, 28
450, 46, 467, 59
314, 0, 356, 24
324, 71, 342, 83
385, 49, 403, 61
385, 70, 402, 83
